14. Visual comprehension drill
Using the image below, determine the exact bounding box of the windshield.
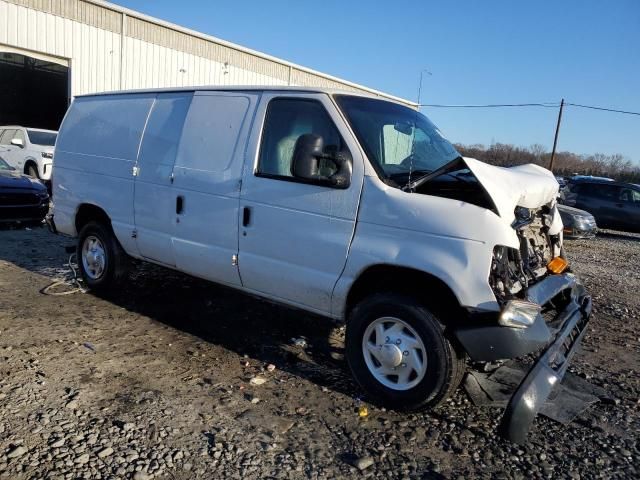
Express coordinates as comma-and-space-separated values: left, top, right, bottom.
27, 130, 57, 146
335, 95, 460, 186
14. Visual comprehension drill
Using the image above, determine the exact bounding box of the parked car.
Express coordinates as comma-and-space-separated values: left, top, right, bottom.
555, 176, 567, 189
557, 204, 597, 239
0, 155, 50, 225
0, 126, 57, 181
561, 178, 640, 233
570, 175, 613, 182
50, 87, 591, 442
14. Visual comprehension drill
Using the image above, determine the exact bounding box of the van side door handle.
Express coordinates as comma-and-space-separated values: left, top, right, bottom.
242, 206, 251, 227
176, 195, 184, 214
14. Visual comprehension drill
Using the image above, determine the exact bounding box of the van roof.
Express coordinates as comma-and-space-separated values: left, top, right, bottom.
75, 86, 416, 108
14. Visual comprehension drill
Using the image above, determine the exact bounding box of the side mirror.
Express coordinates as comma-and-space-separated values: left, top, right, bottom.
11, 138, 24, 148
291, 134, 352, 189
291, 133, 324, 180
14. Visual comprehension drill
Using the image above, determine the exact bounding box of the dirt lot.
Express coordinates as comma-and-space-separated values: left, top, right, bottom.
1, 226, 639, 479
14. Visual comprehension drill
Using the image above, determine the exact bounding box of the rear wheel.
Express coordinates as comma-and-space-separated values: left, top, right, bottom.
77, 221, 128, 291
346, 293, 465, 410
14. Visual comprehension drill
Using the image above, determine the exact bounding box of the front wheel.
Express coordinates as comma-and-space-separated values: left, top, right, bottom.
27, 164, 39, 178
77, 221, 129, 291
346, 293, 465, 410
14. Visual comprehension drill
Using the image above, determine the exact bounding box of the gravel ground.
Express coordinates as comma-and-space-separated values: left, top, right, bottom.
0, 226, 638, 479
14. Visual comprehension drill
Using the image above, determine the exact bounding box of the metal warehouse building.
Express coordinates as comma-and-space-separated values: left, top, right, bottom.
0, 0, 415, 130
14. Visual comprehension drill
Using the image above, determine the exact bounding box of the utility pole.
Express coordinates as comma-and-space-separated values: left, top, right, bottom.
549, 98, 564, 171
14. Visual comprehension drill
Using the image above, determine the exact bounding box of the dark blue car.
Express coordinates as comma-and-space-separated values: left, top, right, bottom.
0, 155, 50, 225
561, 178, 640, 233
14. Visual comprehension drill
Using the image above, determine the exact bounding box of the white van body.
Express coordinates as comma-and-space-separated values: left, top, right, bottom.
51, 87, 562, 317
0, 126, 56, 180
51, 87, 591, 442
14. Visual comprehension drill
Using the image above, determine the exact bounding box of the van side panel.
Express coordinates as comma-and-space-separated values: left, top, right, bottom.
53, 94, 155, 255
170, 91, 258, 286
133, 92, 194, 266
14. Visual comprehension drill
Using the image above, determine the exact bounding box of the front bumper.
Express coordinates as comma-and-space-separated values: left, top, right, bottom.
0, 202, 49, 223
455, 272, 592, 442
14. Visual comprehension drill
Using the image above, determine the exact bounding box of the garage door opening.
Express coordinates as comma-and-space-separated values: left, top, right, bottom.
0, 51, 69, 131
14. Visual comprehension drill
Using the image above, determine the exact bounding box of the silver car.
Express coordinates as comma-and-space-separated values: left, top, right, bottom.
557, 204, 597, 239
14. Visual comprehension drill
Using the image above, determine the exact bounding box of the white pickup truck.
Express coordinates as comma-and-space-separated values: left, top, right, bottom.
49, 87, 591, 442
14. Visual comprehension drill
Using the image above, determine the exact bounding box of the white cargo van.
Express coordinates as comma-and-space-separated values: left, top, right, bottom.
50, 87, 591, 442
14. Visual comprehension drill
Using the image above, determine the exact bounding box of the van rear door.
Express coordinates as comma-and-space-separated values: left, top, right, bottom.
133, 92, 193, 266
170, 91, 258, 287
54, 93, 155, 250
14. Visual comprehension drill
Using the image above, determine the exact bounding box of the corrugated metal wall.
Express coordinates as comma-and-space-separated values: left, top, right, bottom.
0, 0, 414, 106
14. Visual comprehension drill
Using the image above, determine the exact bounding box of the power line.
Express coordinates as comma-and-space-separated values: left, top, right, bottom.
565, 102, 640, 116
420, 102, 559, 108
419, 101, 640, 116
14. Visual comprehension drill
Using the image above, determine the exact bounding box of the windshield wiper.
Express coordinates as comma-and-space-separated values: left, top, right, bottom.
401, 156, 465, 192
388, 169, 431, 182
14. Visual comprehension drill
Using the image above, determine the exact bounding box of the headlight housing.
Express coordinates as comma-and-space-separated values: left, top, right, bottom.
573, 215, 592, 225
498, 300, 541, 328
512, 206, 533, 229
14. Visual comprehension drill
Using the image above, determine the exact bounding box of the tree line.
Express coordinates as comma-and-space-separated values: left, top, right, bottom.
455, 143, 640, 183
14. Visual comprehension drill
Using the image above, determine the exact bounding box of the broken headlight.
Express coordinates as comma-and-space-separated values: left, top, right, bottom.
511, 206, 532, 230
498, 300, 541, 328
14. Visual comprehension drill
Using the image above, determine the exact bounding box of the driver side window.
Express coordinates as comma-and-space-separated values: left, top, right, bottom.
257, 98, 343, 179
620, 188, 640, 203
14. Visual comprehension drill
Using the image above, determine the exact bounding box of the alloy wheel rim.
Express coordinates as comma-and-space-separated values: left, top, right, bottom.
362, 316, 427, 391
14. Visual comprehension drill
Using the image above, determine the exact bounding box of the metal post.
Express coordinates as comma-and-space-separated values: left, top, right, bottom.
120, 13, 127, 89
417, 69, 431, 107
549, 98, 564, 172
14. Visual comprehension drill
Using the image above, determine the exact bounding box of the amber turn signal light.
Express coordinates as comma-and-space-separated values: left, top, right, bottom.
547, 256, 569, 274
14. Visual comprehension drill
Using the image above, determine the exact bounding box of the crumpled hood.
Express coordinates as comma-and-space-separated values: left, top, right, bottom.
463, 157, 559, 220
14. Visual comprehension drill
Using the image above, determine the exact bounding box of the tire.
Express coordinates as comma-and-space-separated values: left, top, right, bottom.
27, 164, 39, 178
346, 293, 465, 411
77, 221, 129, 291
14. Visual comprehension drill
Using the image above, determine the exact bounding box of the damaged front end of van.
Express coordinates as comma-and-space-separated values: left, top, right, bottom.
450, 159, 592, 443
335, 94, 592, 443
416, 157, 593, 443
410, 158, 591, 443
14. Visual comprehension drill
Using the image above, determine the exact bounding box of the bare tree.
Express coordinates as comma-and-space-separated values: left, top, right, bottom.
455, 143, 640, 183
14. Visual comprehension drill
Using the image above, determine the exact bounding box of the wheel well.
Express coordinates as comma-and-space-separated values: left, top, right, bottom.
23, 159, 37, 173
75, 204, 111, 234
345, 265, 466, 327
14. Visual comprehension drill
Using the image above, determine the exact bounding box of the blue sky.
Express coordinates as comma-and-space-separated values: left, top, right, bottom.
116, 0, 640, 163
